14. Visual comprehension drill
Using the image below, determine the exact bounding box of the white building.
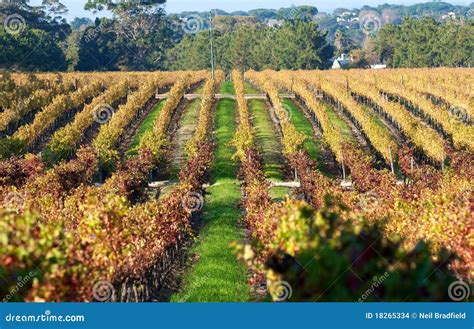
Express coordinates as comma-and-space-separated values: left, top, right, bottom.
267, 19, 283, 28
332, 53, 351, 70
441, 12, 456, 20
370, 64, 387, 69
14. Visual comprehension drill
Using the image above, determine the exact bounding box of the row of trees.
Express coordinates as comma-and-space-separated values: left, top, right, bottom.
0, 3, 70, 71
376, 17, 474, 67
0, 1, 473, 71
166, 21, 333, 72
1, 0, 177, 71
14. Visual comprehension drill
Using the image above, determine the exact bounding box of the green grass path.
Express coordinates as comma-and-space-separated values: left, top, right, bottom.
170, 98, 202, 178
326, 104, 356, 143
244, 81, 260, 94
126, 100, 165, 157
282, 98, 330, 174
249, 99, 289, 200
171, 96, 249, 302
250, 99, 284, 181
127, 80, 207, 158
219, 81, 235, 94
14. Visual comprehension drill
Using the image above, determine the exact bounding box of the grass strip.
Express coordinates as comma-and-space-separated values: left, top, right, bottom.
169, 98, 202, 178
126, 100, 165, 157
219, 81, 235, 95
249, 98, 288, 201
171, 97, 249, 302
282, 98, 331, 175
244, 81, 260, 94
326, 104, 355, 142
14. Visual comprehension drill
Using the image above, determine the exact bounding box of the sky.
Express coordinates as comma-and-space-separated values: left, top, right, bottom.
30, 0, 472, 21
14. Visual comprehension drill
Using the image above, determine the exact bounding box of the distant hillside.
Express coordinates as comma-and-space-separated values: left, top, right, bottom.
171, 2, 473, 21
170, 2, 474, 45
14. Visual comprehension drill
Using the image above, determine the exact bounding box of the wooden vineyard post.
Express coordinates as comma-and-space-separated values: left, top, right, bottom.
341, 152, 346, 182
98, 149, 103, 184
388, 147, 395, 174
441, 145, 445, 172
209, 11, 215, 80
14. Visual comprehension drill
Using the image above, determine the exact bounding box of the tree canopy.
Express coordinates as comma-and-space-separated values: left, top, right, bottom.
376, 18, 474, 67
0, 1, 473, 71
165, 20, 333, 73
